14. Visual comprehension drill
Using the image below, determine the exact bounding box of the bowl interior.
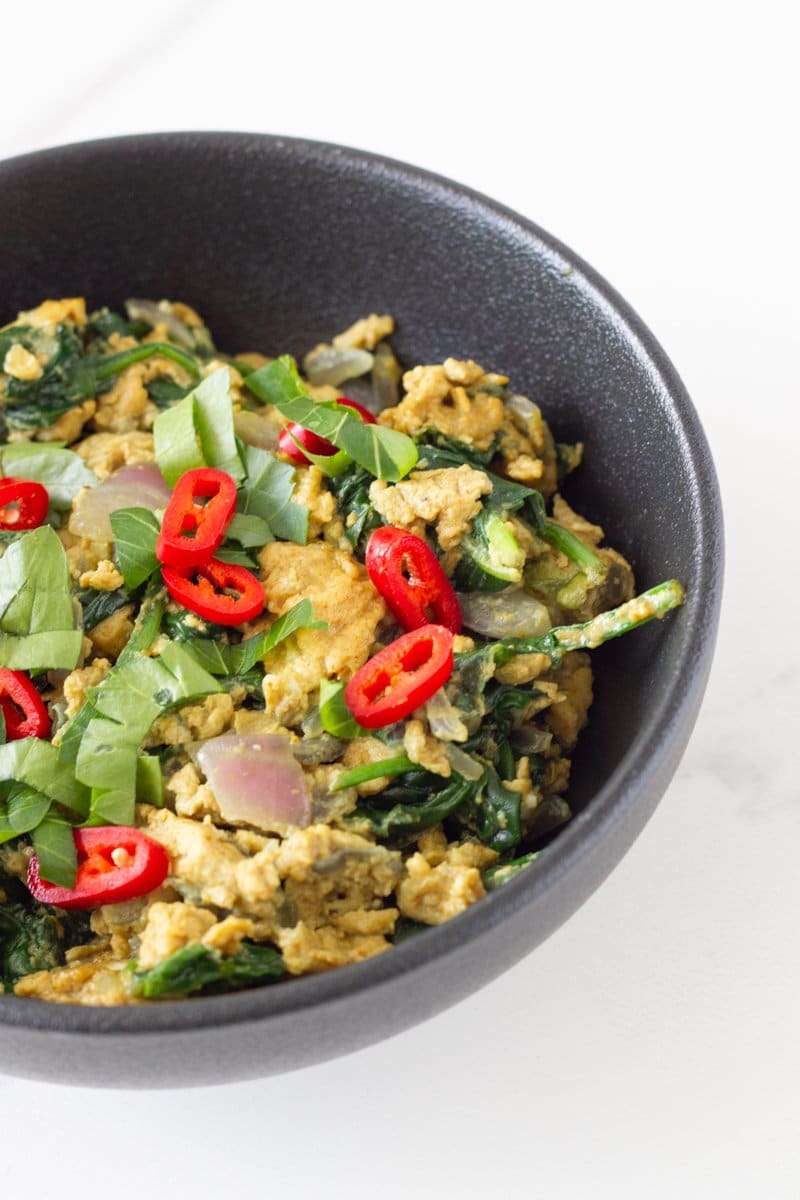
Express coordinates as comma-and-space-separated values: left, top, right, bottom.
0, 134, 722, 1083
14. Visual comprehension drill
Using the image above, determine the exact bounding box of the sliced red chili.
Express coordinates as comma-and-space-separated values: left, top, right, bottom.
0, 476, 49, 531
278, 397, 377, 466
344, 623, 455, 729
0, 668, 50, 739
366, 526, 462, 633
162, 557, 265, 626
27, 826, 169, 908
156, 467, 237, 569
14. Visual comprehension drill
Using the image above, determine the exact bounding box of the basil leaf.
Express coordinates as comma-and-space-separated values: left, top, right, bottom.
0, 783, 51, 844
153, 390, 205, 484
85, 786, 137, 827
31, 816, 77, 888
0, 525, 82, 671
319, 679, 364, 739
192, 368, 244, 482
153, 367, 244, 485
0, 444, 98, 511
0, 738, 90, 820
109, 507, 161, 590
246, 357, 417, 481
0, 629, 83, 672
225, 512, 274, 549
180, 598, 324, 676
238, 446, 308, 544
75, 643, 221, 804
136, 755, 164, 807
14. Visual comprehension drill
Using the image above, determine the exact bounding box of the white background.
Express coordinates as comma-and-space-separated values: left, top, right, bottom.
1, 3, 798, 1197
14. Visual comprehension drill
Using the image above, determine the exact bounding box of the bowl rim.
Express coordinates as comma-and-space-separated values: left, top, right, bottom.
0, 130, 724, 1037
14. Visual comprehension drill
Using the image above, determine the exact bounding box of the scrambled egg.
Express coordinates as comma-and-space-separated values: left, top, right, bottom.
0, 300, 646, 1007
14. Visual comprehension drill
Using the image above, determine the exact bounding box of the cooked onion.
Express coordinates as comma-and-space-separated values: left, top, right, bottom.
302, 344, 374, 387
68, 463, 171, 542
194, 734, 310, 830
292, 733, 345, 765
456, 590, 552, 640
234, 409, 281, 451
425, 688, 468, 742
505, 392, 536, 420
445, 745, 484, 780
125, 298, 195, 349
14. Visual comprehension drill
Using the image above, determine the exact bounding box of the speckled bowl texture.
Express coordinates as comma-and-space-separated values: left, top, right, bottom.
0, 133, 723, 1088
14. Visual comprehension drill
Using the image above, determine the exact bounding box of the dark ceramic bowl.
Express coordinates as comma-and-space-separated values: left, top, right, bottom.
0, 132, 722, 1088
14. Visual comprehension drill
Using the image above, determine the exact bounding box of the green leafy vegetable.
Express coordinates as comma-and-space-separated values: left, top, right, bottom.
482, 852, 539, 891
246, 357, 418, 481
0, 887, 64, 988
0, 321, 201, 432
132, 941, 285, 998
76, 586, 135, 632
31, 816, 78, 888
454, 508, 525, 592
237, 445, 308, 545
335, 755, 415, 791
0, 443, 97, 511
153, 367, 244, 486
319, 679, 365, 739
351, 770, 474, 839
180, 598, 324, 678
0, 525, 82, 671
109, 507, 161, 590
498, 579, 686, 669
457, 764, 522, 853
0, 739, 90, 820
328, 464, 380, 555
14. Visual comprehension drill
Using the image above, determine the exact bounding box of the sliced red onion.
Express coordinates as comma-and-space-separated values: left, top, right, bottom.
456, 590, 552, 640
69, 463, 171, 542
194, 734, 310, 830
302, 344, 374, 387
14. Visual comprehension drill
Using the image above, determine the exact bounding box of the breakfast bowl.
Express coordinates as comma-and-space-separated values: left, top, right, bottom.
0, 132, 723, 1087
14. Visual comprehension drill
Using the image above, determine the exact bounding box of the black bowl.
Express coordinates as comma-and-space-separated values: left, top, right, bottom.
0, 132, 723, 1087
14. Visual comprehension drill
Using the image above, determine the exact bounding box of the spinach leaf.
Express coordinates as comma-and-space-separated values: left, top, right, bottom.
0, 324, 201, 431
415, 434, 497, 469
246, 357, 418, 481
132, 941, 285, 998
109, 507, 160, 590
0, 893, 63, 989
0, 525, 82, 671
352, 770, 473, 840
328, 464, 380, 555
76, 585, 135, 632
145, 377, 193, 408
456, 764, 522, 854
482, 851, 540, 891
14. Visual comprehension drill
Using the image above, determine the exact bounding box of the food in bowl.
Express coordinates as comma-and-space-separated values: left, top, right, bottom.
0, 296, 683, 1005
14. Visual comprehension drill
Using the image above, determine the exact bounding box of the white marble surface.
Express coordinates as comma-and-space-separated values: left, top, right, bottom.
1, 4, 797, 1197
